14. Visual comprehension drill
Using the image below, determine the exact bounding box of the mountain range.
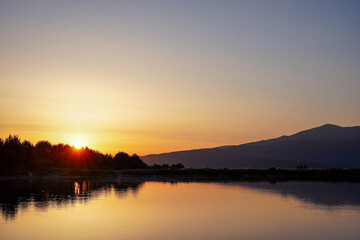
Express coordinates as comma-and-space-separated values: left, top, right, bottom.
142, 124, 360, 168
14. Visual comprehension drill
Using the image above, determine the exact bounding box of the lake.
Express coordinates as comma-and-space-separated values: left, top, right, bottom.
1, 179, 360, 240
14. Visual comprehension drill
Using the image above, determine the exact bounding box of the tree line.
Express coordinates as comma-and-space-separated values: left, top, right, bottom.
0, 135, 151, 175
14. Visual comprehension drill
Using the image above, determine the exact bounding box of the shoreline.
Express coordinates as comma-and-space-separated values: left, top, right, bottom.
1, 168, 360, 182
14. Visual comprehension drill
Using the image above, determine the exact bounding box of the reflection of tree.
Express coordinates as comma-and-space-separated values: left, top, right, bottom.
0, 180, 144, 220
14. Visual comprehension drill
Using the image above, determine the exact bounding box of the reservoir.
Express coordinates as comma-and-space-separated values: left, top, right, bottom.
1, 180, 360, 240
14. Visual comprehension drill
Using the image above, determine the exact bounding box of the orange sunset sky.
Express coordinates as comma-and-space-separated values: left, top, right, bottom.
0, 1, 359, 155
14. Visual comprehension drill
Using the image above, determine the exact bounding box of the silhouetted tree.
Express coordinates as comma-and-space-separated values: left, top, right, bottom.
171, 163, 185, 169
297, 165, 308, 169
113, 152, 147, 169
0, 135, 148, 175
2, 135, 22, 171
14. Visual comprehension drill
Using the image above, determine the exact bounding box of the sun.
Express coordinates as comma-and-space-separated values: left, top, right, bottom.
68, 134, 88, 150
73, 141, 84, 149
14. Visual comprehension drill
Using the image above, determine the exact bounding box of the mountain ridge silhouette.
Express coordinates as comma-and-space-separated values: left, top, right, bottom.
142, 124, 360, 168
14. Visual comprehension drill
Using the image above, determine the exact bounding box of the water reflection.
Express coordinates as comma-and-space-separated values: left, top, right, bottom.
0, 179, 144, 220
1, 180, 360, 220
235, 182, 360, 207
74, 182, 80, 195
1, 180, 360, 240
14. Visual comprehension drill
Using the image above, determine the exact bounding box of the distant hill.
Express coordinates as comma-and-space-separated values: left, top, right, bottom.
142, 124, 360, 168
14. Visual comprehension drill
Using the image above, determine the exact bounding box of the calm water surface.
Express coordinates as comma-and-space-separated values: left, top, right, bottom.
1, 180, 360, 240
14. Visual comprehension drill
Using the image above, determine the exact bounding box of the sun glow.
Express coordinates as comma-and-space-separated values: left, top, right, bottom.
73, 141, 84, 149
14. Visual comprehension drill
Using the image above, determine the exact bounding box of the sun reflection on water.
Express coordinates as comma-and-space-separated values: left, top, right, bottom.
74, 182, 80, 195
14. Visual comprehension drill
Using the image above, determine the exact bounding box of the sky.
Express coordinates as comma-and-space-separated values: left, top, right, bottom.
0, 0, 359, 155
